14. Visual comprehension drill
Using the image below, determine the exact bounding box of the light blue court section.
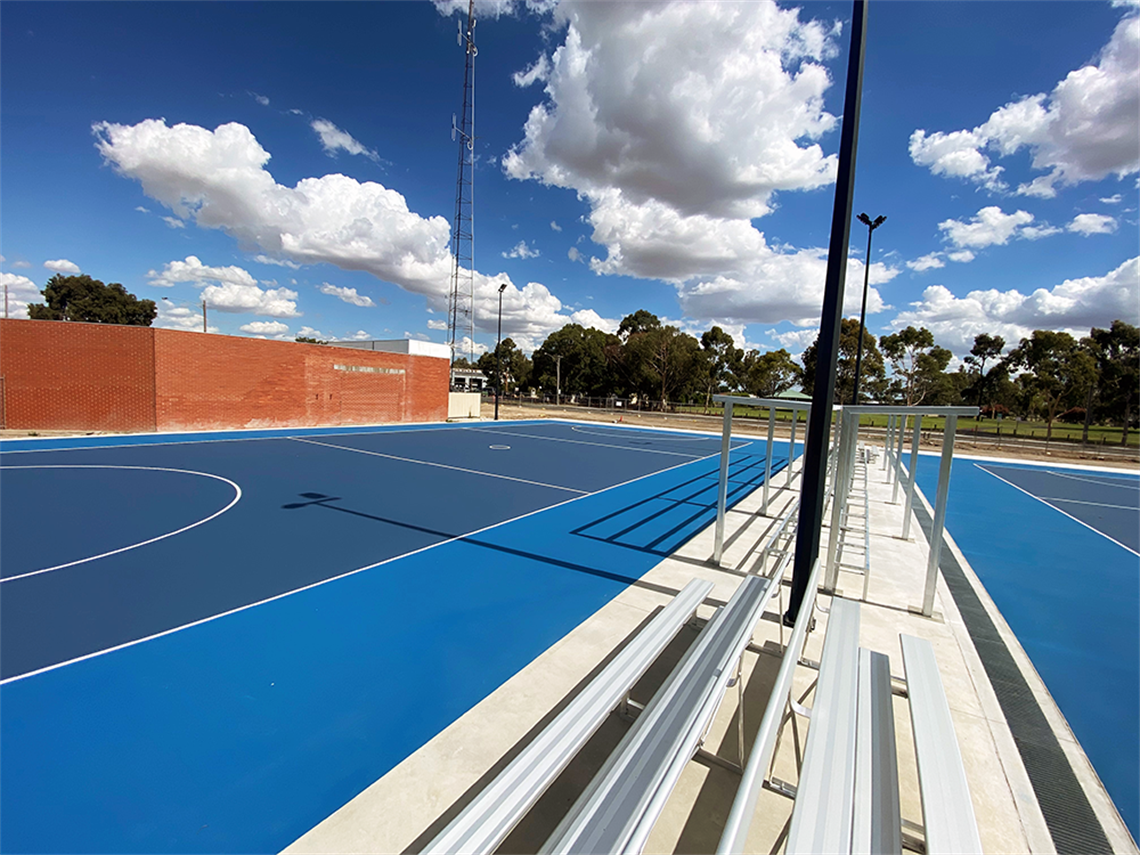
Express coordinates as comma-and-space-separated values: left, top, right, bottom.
915, 455, 1139, 839
1, 425, 781, 854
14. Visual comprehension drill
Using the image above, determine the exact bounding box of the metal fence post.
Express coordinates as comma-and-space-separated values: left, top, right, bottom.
901, 415, 922, 539
922, 414, 958, 616
762, 407, 776, 515
713, 400, 734, 565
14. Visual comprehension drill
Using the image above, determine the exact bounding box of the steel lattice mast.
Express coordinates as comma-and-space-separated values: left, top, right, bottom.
447, 0, 477, 368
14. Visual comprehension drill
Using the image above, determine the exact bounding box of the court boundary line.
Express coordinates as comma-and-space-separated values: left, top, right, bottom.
461, 425, 730, 458
0, 465, 242, 583
287, 437, 588, 494
0, 419, 551, 455
0, 443, 729, 686
974, 463, 1139, 557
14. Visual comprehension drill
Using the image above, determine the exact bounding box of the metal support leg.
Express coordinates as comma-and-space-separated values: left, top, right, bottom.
883, 414, 893, 470
922, 415, 958, 616
891, 415, 906, 502
901, 415, 922, 540
824, 412, 854, 592
762, 407, 775, 515
714, 401, 734, 565
786, 409, 798, 486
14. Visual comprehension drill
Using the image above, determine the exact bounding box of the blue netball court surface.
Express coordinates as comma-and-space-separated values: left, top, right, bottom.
0, 420, 789, 854
916, 454, 1140, 839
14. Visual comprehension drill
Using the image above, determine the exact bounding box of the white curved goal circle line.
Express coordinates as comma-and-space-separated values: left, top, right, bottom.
0, 464, 242, 583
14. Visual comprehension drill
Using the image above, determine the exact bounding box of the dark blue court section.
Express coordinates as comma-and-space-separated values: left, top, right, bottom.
0, 421, 784, 854
918, 457, 1139, 839
976, 464, 1140, 553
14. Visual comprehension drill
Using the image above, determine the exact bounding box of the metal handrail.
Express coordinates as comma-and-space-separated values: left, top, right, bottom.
716, 556, 824, 855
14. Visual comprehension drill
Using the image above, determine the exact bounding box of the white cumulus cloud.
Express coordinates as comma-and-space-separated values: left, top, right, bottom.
502, 240, 540, 259
311, 118, 380, 161
148, 256, 300, 317
1068, 213, 1119, 235
240, 320, 290, 336
910, 12, 1140, 197
1, 272, 42, 319
907, 253, 946, 272
319, 282, 375, 307
94, 119, 455, 301
937, 206, 1058, 249
43, 259, 81, 274
149, 255, 259, 288
504, 0, 840, 221
891, 256, 1139, 352
513, 54, 551, 87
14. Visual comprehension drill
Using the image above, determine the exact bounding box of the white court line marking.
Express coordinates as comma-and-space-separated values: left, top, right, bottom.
975, 464, 1139, 557
0, 420, 472, 455
289, 437, 587, 493
0, 465, 241, 583
1038, 497, 1138, 511
1043, 469, 1140, 490
463, 425, 732, 458
0, 444, 728, 686
569, 424, 717, 443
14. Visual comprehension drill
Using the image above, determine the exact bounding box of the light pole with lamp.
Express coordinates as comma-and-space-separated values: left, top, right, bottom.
494, 283, 506, 421
851, 212, 885, 404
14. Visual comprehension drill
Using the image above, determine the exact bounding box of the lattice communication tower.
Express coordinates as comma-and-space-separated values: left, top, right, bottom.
447, 0, 477, 367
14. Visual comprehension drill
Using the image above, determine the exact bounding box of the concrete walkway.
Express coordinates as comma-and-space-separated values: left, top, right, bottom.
286, 436, 1136, 854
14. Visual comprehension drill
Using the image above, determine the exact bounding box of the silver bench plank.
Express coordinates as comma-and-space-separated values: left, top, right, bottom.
421, 577, 714, 855
785, 597, 861, 855
900, 634, 983, 855
541, 574, 775, 855
853, 648, 901, 855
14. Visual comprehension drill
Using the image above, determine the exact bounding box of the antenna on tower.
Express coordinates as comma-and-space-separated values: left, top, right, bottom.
447, 0, 478, 370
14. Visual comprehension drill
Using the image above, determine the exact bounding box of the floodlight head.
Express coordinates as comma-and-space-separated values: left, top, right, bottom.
498, 283, 507, 293
872, 215, 887, 229
857, 212, 872, 227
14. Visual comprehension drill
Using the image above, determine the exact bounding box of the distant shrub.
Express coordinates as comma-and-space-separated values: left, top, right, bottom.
1058, 407, 1087, 424
980, 403, 1010, 418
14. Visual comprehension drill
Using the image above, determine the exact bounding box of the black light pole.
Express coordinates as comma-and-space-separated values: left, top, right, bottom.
851, 212, 886, 404
787, 0, 869, 625
494, 283, 506, 421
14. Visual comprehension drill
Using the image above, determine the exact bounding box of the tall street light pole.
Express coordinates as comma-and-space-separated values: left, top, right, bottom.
494, 283, 506, 421
851, 212, 886, 404
555, 354, 562, 406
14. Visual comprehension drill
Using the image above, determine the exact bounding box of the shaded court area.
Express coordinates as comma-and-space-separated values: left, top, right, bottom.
0, 420, 791, 853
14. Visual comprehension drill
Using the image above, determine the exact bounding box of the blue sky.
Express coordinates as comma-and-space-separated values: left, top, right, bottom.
2, 0, 1136, 364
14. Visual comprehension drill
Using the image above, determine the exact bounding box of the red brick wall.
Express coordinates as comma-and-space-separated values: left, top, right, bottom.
0, 319, 448, 432
0, 319, 156, 431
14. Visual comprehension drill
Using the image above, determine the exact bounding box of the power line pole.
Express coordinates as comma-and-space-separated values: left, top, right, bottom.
447, 0, 477, 367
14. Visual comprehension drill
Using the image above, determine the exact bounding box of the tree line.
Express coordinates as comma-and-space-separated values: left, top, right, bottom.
468, 310, 1139, 445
